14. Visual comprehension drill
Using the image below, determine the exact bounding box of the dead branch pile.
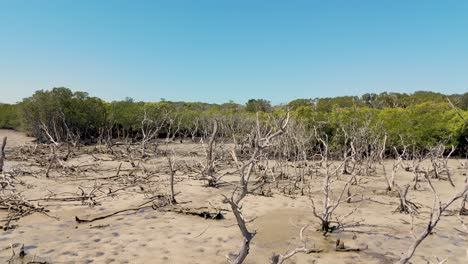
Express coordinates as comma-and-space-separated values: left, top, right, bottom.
0, 191, 48, 230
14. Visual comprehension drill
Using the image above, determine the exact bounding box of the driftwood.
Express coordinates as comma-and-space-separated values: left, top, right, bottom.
75, 205, 154, 223
270, 225, 322, 264
1, 192, 50, 230
335, 239, 367, 252
76, 203, 225, 224
29, 195, 95, 203
161, 205, 225, 220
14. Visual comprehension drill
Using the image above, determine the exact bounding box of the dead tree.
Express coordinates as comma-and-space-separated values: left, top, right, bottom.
165, 115, 181, 143
340, 127, 353, 175
97, 124, 115, 153
286, 122, 314, 196
201, 120, 223, 187
378, 137, 409, 191
171, 118, 182, 142
166, 151, 179, 204
0, 137, 6, 173
407, 151, 426, 190
385, 144, 408, 191
428, 144, 456, 186
394, 184, 419, 214
398, 176, 468, 264
190, 118, 200, 142
39, 120, 60, 146
335, 112, 382, 177
311, 132, 359, 234
224, 111, 289, 264
45, 145, 58, 178
140, 109, 167, 157
379, 134, 394, 191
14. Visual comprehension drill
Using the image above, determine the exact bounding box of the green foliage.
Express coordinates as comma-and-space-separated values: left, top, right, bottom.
108, 99, 144, 133
0, 104, 19, 129
459, 92, 468, 110
287, 99, 313, 110
19, 87, 107, 142
378, 102, 465, 147
4, 88, 467, 152
245, 99, 271, 113
315, 96, 362, 112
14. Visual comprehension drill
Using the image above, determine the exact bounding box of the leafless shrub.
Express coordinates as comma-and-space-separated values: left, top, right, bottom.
140, 108, 168, 157
310, 132, 360, 234
165, 115, 181, 143
200, 120, 224, 187
428, 144, 456, 186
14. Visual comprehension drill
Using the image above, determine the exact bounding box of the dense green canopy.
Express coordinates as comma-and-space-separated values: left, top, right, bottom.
1, 88, 467, 152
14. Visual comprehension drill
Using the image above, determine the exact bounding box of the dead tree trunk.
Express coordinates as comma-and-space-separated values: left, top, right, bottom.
386, 145, 408, 191
460, 176, 468, 215
0, 137, 6, 173
428, 145, 455, 186
394, 184, 419, 214
166, 153, 178, 204
45, 145, 57, 178
460, 195, 468, 215
379, 134, 395, 191
409, 155, 425, 190
202, 120, 220, 187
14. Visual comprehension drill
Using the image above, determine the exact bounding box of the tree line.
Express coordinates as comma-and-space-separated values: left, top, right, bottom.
0, 87, 467, 152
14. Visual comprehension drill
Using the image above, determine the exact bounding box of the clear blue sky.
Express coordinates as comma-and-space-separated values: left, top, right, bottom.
1, 0, 467, 104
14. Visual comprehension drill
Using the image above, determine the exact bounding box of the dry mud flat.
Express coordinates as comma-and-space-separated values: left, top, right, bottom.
0, 129, 467, 263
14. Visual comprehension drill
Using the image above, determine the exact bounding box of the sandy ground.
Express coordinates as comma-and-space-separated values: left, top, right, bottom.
0, 129, 467, 264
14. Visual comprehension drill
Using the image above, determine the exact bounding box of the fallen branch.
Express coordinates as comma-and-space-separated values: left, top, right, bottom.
161, 205, 225, 220
270, 225, 322, 264
335, 238, 367, 252
75, 205, 154, 223
1, 192, 50, 230
75, 201, 225, 223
